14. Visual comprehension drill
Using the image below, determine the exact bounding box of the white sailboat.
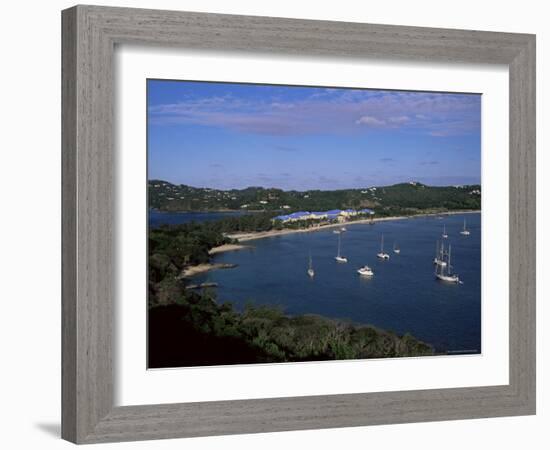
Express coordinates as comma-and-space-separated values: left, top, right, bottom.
335, 233, 348, 263
433, 240, 447, 267
358, 237, 374, 275
377, 234, 390, 259
442, 224, 448, 239
340, 227, 347, 232
435, 243, 460, 283
393, 241, 401, 254
307, 253, 315, 277
459, 218, 470, 235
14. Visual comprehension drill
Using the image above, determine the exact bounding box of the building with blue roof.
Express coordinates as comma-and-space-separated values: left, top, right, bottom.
273, 208, 374, 224
341, 209, 358, 217
273, 214, 290, 222
359, 208, 375, 215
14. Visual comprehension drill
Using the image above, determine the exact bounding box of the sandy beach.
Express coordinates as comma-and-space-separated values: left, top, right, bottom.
227, 210, 480, 243
208, 243, 250, 255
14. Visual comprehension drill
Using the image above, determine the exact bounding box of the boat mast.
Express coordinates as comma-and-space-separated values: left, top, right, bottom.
448, 245, 452, 276
435, 244, 441, 275
337, 233, 341, 258
381, 234, 384, 253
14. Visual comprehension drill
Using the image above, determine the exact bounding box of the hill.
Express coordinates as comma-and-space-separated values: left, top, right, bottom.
148, 180, 481, 214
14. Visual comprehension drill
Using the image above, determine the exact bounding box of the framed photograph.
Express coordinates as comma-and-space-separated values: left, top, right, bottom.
62, 5, 536, 444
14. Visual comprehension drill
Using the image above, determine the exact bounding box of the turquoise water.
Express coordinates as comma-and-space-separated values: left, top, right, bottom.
151, 211, 481, 354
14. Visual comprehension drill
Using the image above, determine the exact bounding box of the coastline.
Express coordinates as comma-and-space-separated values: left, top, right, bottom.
182, 262, 237, 278
208, 243, 250, 255
182, 209, 480, 276
228, 209, 481, 243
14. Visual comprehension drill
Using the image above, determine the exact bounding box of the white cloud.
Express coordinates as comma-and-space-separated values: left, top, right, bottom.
355, 116, 386, 126
388, 115, 410, 124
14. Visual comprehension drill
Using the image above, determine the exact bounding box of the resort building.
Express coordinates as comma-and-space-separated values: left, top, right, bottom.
310, 212, 328, 220
340, 209, 358, 217
272, 208, 374, 224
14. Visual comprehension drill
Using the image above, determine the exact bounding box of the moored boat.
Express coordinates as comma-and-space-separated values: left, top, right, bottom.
307, 253, 315, 277
377, 234, 390, 259
433, 240, 447, 267
435, 244, 460, 283
335, 233, 348, 263
459, 218, 471, 235
357, 265, 374, 276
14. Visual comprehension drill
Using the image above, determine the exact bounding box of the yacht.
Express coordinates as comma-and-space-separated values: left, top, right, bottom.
435, 243, 460, 283
433, 240, 447, 267
376, 234, 390, 259
459, 218, 470, 235
335, 233, 348, 263
393, 241, 401, 254
357, 265, 374, 276
340, 227, 347, 232
442, 224, 448, 239
307, 254, 315, 277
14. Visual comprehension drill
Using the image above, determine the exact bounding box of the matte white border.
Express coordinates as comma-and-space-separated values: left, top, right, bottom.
114, 46, 509, 406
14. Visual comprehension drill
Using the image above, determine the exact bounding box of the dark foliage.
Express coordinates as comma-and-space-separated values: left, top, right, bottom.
148, 291, 434, 368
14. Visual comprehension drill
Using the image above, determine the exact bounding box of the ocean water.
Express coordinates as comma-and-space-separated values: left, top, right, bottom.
149, 209, 249, 228
193, 213, 482, 354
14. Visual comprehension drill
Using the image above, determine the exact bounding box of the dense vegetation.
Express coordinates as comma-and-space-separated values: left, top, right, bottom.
149, 289, 433, 368
149, 179, 481, 214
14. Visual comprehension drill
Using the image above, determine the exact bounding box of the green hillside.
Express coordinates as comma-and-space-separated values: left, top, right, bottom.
149, 180, 481, 214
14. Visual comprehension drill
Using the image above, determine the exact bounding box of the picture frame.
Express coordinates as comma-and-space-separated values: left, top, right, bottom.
61, 4, 536, 444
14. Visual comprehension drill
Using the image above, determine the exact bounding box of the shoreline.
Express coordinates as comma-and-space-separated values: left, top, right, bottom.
182, 209, 480, 276
181, 262, 237, 278
208, 243, 251, 255
228, 209, 481, 243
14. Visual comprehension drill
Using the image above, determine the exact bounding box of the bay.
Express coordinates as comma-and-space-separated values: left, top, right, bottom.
192, 213, 481, 354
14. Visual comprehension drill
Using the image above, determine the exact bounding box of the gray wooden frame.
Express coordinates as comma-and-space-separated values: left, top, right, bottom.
62, 4, 536, 444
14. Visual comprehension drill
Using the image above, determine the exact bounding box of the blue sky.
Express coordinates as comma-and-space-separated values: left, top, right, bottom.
148, 80, 481, 190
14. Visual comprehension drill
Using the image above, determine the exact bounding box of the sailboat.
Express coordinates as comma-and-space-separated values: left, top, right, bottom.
442, 224, 448, 239
435, 243, 460, 283
393, 241, 401, 254
335, 233, 348, 263
377, 234, 390, 259
433, 240, 447, 267
357, 237, 374, 276
459, 218, 470, 235
307, 253, 315, 277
